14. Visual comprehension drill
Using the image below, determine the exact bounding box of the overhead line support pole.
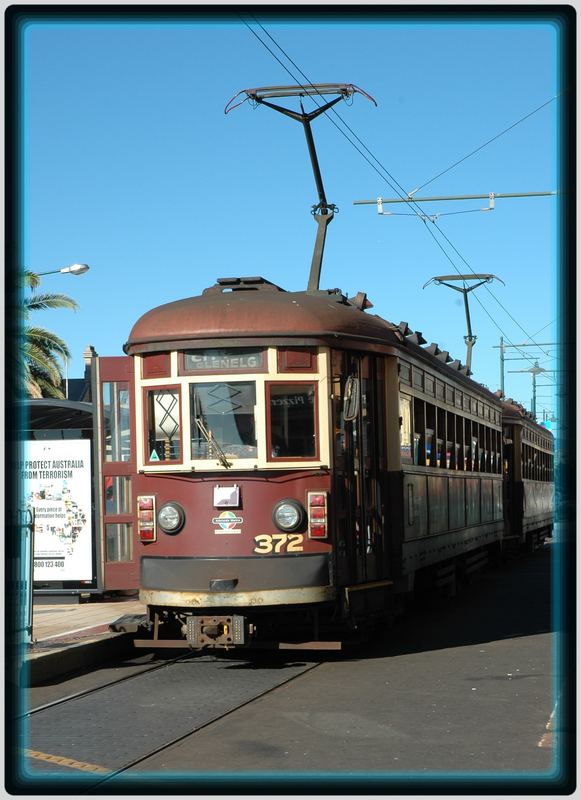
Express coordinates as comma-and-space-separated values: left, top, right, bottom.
353, 191, 556, 206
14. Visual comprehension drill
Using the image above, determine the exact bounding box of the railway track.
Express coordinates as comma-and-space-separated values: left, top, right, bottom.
21, 650, 321, 783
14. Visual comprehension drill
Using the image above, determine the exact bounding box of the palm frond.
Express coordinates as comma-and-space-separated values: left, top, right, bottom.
26, 326, 72, 359
25, 293, 79, 313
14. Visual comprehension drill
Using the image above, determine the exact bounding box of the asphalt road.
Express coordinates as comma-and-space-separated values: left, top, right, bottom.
19, 539, 568, 793
128, 542, 559, 781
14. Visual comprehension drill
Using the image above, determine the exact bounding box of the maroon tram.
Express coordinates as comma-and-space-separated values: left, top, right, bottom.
114, 275, 552, 649
101, 84, 552, 649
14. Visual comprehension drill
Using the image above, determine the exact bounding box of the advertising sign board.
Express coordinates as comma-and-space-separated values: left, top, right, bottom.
21, 439, 94, 584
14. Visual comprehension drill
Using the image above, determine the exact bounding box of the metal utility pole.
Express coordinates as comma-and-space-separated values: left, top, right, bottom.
493, 338, 558, 397
423, 274, 504, 374
507, 361, 558, 418
225, 83, 376, 292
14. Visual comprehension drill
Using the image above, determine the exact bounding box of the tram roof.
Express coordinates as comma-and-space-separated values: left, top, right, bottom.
125, 277, 401, 354
124, 276, 501, 403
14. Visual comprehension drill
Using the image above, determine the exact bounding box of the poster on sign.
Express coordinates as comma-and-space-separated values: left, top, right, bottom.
21, 439, 93, 583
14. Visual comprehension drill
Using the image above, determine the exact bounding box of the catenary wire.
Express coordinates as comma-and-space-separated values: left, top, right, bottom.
246, 18, 557, 380
242, 17, 557, 384
412, 94, 561, 195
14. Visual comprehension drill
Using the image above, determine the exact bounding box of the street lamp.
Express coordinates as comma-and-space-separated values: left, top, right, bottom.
35, 263, 90, 277
30, 263, 90, 398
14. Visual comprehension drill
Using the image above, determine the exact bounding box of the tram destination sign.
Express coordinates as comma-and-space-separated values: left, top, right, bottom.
184, 348, 264, 372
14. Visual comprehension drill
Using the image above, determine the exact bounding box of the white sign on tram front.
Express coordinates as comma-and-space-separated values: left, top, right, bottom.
22, 439, 93, 583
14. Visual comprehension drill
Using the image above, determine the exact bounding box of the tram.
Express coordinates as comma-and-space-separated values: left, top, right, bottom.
104, 84, 553, 649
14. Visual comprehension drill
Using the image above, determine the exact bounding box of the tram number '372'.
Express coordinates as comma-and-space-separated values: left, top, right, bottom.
253, 533, 304, 554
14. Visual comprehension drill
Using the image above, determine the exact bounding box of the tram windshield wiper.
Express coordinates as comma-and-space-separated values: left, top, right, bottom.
194, 418, 232, 469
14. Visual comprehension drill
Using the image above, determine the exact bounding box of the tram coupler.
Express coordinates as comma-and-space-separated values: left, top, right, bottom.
186, 614, 249, 648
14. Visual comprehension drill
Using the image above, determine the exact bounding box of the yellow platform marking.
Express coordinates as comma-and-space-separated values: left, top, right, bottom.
24, 748, 111, 774
538, 700, 558, 749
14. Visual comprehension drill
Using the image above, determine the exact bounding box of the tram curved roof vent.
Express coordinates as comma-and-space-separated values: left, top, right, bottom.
424, 342, 442, 357
202, 276, 286, 295
403, 328, 427, 346
426, 344, 453, 364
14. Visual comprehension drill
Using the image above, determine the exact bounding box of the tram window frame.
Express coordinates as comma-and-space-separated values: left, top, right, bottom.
399, 394, 414, 464
483, 426, 490, 472
399, 361, 412, 385
102, 381, 131, 463
425, 403, 436, 466
436, 406, 446, 467
190, 380, 258, 462
413, 368, 424, 391
446, 411, 456, 469
413, 397, 425, 466
455, 413, 465, 471
266, 381, 319, 462
105, 475, 132, 515
471, 422, 479, 472
144, 384, 183, 465
463, 418, 471, 470
477, 423, 484, 471
105, 522, 133, 563
445, 411, 456, 469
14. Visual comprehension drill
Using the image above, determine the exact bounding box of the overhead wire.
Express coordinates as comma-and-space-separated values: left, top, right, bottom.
411, 94, 561, 195
242, 16, 557, 385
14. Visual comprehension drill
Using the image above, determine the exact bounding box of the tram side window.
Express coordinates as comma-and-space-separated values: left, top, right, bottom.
103, 382, 131, 462
146, 387, 181, 462
455, 413, 464, 470
105, 476, 131, 515
413, 398, 425, 465
464, 419, 473, 470
190, 382, 257, 460
106, 523, 132, 562
437, 407, 446, 467
399, 395, 413, 464
268, 383, 317, 459
425, 404, 436, 466
446, 411, 455, 469
471, 424, 479, 472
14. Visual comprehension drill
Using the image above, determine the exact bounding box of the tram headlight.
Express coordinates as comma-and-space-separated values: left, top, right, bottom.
272, 499, 306, 533
157, 502, 185, 534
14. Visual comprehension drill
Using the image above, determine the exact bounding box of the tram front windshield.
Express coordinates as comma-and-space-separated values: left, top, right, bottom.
190, 382, 258, 459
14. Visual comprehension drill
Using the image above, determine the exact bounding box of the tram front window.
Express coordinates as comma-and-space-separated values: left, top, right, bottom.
190, 382, 257, 459
269, 383, 317, 459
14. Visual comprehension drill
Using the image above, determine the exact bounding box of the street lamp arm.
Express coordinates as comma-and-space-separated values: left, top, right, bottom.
34, 263, 90, 277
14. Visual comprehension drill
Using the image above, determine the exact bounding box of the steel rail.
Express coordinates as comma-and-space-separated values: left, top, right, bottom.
23, 650, 193, 718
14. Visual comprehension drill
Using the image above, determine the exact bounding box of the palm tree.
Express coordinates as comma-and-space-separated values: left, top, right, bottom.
22, 271, 78, 399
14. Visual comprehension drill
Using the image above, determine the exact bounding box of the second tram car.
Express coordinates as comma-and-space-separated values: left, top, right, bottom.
114, 275, 553, 650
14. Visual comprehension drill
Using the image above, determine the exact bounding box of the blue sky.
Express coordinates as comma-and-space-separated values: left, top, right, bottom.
20, 12, 562, 426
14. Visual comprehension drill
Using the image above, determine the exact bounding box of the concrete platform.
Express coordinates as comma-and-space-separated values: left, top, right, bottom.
22, 596, 148, 686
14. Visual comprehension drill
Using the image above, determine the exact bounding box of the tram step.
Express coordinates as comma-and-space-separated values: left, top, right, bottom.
109, 614, 148, 633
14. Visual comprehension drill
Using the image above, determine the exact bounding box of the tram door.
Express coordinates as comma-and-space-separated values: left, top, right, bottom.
333, 352, 387, 586
96, 356, 139, 590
